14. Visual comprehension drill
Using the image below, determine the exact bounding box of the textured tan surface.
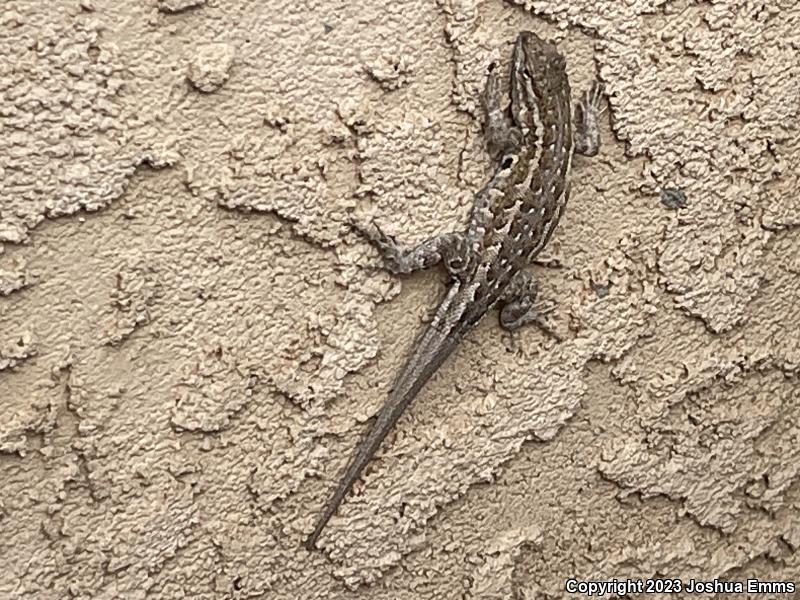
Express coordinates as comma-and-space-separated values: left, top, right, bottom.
1, 0, 799, 597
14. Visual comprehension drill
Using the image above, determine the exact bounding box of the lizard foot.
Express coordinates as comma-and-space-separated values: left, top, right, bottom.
349, 217, 466, 276
574, 80, 604, 157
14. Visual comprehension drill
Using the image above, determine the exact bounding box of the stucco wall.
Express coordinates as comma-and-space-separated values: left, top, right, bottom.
1, 0, 799, 597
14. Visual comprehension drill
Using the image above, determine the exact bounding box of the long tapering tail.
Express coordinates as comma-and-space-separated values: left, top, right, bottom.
304, 284, 475, 549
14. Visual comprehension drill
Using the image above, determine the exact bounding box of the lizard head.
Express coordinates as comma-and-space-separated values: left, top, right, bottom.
513, 31, 566, 83
511, 31, 569, 120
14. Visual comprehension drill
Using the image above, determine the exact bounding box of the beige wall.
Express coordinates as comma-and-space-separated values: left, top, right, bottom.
1, 0, 799, 597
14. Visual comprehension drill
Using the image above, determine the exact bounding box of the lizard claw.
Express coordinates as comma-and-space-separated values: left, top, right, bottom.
345, 213, 369, 237
573, 80, 604, 156
348, 217, 386, 243
367, 221, 401, 257
582, 80, 606, 116
529, 299, 562, 342
534, 318, 562, 343
371, 221, 396, 246
534, 297, 557, 317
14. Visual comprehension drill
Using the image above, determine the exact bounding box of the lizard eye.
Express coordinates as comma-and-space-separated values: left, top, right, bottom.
446, 254, 467, 274
500, 155, 515, 170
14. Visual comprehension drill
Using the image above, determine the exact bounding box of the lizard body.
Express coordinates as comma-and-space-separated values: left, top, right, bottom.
304, 31, 602, 550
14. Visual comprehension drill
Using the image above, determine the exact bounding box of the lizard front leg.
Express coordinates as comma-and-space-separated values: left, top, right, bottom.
499, 270, 560, 340
482, 61, 523, 162
573, 81, 604, 157
353, 220, 470, 278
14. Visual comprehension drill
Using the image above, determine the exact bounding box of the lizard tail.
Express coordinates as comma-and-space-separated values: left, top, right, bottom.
303, 393, 408, 550
304, 284, 473, 550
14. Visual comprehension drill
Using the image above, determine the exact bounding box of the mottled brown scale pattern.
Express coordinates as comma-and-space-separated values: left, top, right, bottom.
465, 32, 574, 318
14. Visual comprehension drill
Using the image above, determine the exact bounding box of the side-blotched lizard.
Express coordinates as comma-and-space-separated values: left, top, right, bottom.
305, 31, 603, 549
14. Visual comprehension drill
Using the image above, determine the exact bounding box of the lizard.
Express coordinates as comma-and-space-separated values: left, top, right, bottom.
304, 31, 603, 550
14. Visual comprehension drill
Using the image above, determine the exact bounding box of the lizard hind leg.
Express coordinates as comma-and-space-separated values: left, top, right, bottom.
573, 80, 604, 157
499, 270, 561, 340
352, 219, 469, 277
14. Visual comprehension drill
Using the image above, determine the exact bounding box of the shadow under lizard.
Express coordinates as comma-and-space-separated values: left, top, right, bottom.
305, 31, 604, 550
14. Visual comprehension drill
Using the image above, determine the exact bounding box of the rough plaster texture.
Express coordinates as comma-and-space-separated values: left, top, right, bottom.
1, 0, 799, 597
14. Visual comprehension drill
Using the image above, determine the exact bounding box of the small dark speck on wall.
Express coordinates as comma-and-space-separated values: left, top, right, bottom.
323, 23, 333, 33
590, 279, 612, 298
660, 187, 688, 210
